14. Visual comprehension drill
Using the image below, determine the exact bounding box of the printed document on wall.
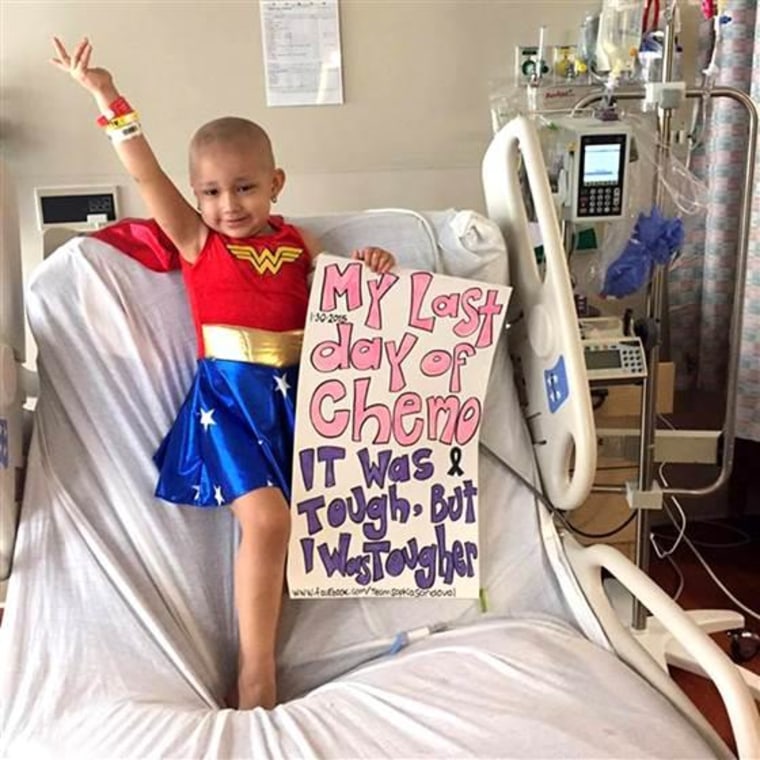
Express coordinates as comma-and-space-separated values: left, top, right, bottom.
260, 0, 344, 107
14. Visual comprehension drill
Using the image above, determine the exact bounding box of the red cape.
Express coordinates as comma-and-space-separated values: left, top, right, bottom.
92, 218, 181, 272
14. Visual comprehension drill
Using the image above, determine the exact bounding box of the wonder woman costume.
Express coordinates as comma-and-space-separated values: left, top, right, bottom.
94, 216, 310, 508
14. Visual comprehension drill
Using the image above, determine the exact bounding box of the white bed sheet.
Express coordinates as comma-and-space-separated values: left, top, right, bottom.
0, 210, 713, 758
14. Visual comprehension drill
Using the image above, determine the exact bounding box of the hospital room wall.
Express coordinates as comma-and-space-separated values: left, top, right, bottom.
1, 0, 702, 369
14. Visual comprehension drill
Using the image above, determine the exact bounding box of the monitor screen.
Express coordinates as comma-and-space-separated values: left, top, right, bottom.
585, 349, 622, 370
582, 142, 622, 186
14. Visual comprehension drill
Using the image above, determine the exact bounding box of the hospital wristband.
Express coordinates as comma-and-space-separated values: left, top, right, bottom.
107, 122, 143, 144
96, 96, 135, 127
104, 112, 140, 131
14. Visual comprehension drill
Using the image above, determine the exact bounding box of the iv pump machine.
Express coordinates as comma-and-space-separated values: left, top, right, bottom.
554, 117, 632, 224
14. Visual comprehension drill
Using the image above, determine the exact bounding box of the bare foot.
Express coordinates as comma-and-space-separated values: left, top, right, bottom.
237, 661, 276, 710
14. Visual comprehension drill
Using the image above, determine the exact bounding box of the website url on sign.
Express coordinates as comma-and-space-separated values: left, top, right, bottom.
290, 587, 457, 598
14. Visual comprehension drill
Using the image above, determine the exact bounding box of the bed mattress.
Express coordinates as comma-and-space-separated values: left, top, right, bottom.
0, 211, 714, 758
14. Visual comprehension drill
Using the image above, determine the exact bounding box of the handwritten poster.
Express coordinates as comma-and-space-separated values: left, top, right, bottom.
287, 255, 511, 599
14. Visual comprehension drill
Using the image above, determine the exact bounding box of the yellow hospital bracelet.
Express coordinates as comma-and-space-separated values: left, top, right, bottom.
105, 112, 140, 131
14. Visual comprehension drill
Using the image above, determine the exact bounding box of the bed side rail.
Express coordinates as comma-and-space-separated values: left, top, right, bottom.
482, 116, 596, 511
565, 537, 760, 759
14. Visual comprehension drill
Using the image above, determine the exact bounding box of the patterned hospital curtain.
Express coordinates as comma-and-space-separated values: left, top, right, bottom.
668, 0, 759, 442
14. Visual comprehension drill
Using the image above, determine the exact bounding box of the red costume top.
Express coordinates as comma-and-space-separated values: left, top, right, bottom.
93, 216, 311, 356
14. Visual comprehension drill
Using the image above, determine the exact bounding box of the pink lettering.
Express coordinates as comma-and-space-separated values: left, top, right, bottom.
311, 322, 383, 374
311, 322, 352, 372
408, 271, 435, 332
454, 288, 504, 348
426, 396, 460, 444
431, 292, 459, 318
352, 377, 391, 444
366, 273, 398, 330
384, 332, 418, 392
420, 344, 476, 392
392, 392, 424, 446
455, 398, 481, 445
318, 382, 482, 447
453, 287, 482, 339
448, 342, 477, 393
353, 337, 383, 372
473, 289, 504, 348
420, 349, 450, 379
311, 380, 350, 437
320, 261, 363, 312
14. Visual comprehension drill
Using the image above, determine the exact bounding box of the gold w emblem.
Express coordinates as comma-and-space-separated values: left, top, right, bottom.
227, 244, 303, 275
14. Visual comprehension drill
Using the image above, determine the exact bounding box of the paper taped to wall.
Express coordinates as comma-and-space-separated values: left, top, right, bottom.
260, 0, 344, 107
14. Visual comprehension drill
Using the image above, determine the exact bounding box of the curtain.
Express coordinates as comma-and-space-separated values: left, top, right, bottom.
668, 0, 759, 442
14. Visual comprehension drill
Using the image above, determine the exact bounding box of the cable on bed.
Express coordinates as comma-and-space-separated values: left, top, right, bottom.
479, 442, 637, 540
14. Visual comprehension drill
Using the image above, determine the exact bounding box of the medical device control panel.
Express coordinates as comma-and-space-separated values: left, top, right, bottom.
582, 338, 647, 382
554, 117, 632, 223
579, 317, 647, 383
35, 185, 119, 231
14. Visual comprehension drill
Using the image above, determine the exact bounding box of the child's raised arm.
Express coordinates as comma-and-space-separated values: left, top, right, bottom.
50, 37, 207, 263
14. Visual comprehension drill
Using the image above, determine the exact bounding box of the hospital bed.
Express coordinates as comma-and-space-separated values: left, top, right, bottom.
1, 117, 758, 758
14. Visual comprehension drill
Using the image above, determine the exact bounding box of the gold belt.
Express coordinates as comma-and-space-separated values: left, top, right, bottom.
202, 324, 303, 367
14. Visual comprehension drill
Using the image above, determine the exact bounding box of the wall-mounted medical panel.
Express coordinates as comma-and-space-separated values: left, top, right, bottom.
34, 185, 119, 231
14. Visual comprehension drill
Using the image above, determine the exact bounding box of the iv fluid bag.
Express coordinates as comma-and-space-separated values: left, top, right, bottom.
596, 0, 645, 75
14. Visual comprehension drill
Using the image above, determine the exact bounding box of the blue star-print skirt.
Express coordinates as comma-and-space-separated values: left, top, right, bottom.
153, 358, 299, 508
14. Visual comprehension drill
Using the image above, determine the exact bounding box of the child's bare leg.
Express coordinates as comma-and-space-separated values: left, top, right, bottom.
230, 487, 290, 710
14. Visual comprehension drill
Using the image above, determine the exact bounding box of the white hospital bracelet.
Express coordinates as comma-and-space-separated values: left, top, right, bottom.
108, 122, 143, 144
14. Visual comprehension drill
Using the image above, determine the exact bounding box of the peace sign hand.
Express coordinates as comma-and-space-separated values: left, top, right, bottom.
50, 37, 114, 96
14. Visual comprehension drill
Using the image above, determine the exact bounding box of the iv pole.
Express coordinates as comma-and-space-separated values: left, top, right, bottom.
572, 3, 760, 696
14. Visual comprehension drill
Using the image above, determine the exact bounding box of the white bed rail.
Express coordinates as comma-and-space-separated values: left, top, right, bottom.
565, 537, 760, 759
482, 116, 596, 511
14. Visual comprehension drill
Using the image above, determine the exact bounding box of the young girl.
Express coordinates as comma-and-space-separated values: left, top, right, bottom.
50, 37, 395, 711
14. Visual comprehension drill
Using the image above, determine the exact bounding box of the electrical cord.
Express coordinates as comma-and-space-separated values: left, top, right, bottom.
562, 511, 637, 541
654, 412, 759, 614
664, 502, 760, 624
649, 461, 687, 559
480, 443, 638, 540
484, 424, 757, 613
662, 550, 686, 603
686, 520, 751, 549
655, 455, 760, 624
484, 425, 756, 612
652, 466, 749, 560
